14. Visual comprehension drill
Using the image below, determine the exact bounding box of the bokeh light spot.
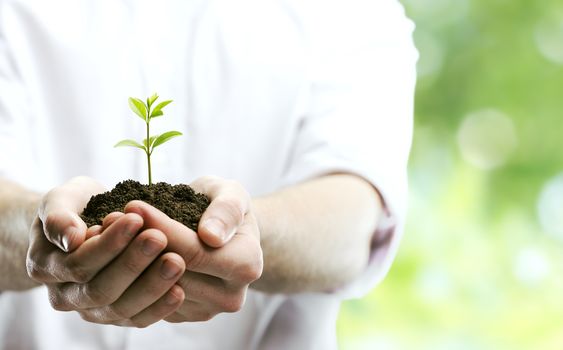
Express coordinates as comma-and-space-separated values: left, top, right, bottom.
537, 173, 563, 240
457, 109, 518, 170
534, 16, 563, 64
513, 248, 551, 286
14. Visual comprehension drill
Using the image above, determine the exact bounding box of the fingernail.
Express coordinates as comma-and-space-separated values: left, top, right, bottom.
202, 218, 227, 241
61, 235, 70, 252
161, 260, 182, 280
122, 222, 138, 239
61, 227, 75, 252
141, 239, 162, 256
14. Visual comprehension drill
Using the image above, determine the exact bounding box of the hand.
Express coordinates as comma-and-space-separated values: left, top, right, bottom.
124, 176, 263, 322
26, 176, 187, 327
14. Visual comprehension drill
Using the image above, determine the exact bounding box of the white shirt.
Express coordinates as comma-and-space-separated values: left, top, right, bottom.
0, 0, 417, 349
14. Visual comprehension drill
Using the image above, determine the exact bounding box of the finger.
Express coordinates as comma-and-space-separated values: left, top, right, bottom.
124, 201, 216, 276
39, 177, 106, 252
125, 201, 262, 282
102, 212, 125, 230
124, 199, 204, 259
52, 228, 167, 310
30, 213, 143, 284
164, 300, 216, 323
95, 252, 185, 322
27, 217, 67, 283
177, 271, 246, 314
85, 225, 102, 240
190, 214, 262, 284
195, 223, 262, 285
60, 213, 144, 283
177, 270, 224, 304
191, 177, 250, 247
125, 285, 185, 328
41, 208, 87, 252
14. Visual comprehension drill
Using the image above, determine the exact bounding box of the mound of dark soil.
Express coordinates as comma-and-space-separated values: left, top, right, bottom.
80, 180, 210, 231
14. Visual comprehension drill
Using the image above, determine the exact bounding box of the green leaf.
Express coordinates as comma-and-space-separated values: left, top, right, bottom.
150, 110, 164, 118
147, 93, 159, 108
152, 130, 183, 149
150, 100, 173, 118
114, 139, 146, 151
143, 135, 158, 149
128, 97, 147, 121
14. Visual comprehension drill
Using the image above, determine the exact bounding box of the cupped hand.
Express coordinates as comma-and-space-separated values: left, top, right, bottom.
26, 176, 187, 327
125, 176, 263, 322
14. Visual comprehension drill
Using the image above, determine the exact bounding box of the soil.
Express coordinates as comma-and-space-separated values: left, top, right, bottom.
80, 180, 210, 231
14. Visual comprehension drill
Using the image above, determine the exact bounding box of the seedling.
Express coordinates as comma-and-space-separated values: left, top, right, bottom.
115, 93, 182, 185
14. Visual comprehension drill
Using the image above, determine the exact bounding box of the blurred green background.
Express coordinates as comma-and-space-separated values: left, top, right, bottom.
337, 0, 563, 349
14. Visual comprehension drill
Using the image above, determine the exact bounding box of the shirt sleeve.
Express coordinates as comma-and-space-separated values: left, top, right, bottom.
0, 10, 34, 186
281, 0, 418, 299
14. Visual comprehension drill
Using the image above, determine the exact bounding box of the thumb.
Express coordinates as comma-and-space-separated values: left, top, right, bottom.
38, 176, 104, 252
198, 197, 245, 248
40, 208, 87, 252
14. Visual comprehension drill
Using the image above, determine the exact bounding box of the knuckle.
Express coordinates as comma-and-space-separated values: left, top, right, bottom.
108, 305, 129, 320
232, 255, 263, 284
219, 293, 245, 313
114, 319, 134, 327
77, 310, 108, 325
26, 261, 45, 281
130, 319, 150, 329
47, 288, 71, 311
122, 258, 144, 276
164, 313, 182, 323
195, 311, 215, 322
144, 282, 164, 299
77, 311, 94, 323
176, 276, 189, 291
66, 259, 92, 283
70, 269, 91, 284
83, 283, 112, 306
184, 248, 207, 270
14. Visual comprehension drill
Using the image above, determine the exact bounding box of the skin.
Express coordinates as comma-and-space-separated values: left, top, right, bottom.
0, 178, 41, 291
1, 173, 381, 327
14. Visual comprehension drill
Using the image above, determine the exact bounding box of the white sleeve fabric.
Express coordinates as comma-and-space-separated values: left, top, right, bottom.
0, 7, 34, 186
282, 0, 418, 299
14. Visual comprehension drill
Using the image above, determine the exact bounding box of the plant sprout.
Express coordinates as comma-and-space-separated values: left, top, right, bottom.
115, 93, 182, 185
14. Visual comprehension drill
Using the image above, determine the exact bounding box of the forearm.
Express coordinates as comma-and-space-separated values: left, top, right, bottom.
252, 174, 382, 294
0, 178, 41, 291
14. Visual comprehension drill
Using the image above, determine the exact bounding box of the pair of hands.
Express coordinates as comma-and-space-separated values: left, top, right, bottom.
26, 176, 263, 328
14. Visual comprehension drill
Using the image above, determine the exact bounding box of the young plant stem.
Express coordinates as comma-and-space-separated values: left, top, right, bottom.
116, 94, 180, 186
146, 119, 152, 186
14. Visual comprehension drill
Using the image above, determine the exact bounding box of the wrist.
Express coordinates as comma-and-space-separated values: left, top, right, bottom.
0, 179, 42, 291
